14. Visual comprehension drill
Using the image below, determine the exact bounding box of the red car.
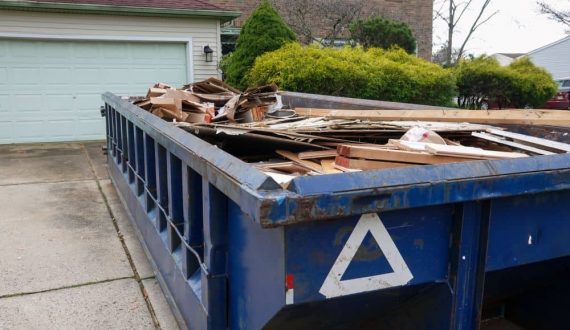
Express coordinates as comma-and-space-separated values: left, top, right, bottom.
480, 78, 570, 110
543, 78, 570, 110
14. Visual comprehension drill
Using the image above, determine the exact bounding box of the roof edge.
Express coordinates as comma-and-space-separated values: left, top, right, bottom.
0, 0, 242, 23
527, 35, 570, 56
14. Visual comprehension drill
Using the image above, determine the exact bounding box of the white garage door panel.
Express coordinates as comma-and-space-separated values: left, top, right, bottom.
0, 39, 188, 144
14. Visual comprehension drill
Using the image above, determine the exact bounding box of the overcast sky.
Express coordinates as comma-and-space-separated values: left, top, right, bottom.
433, 0, 570, 56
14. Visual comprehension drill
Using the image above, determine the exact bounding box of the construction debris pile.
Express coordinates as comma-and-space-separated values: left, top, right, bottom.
133, 78, 280, 124
132, 79, 570, 188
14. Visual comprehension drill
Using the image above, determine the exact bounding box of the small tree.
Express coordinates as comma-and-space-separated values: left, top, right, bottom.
454, 56, 557, 109
349, 17, 416, 54
508, 57, 558, 108
455, 56, 511, 108
221, 0, 296, 89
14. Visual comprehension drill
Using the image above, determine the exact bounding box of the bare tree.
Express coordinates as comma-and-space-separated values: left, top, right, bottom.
538, 1, 570, 28
434, 0, 498, 65
272, 0, 369, 46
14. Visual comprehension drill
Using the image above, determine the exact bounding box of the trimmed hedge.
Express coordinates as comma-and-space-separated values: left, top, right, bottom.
508, 57, 559, 108
455, 56, 558, 109
247, 43, 456, 106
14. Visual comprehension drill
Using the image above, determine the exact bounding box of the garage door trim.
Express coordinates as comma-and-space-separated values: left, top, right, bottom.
0, 32, 194, 83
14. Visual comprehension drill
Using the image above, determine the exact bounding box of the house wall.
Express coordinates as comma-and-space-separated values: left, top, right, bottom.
491, 54, 515, 66
528, 37, 570, 79
0, 9, 222, 81
211, 0, 434, 60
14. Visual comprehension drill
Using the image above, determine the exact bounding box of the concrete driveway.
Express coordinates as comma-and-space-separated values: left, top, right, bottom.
0, 142, 180, 330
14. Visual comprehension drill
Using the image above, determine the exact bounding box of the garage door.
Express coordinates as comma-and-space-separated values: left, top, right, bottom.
0, 39, 188, 144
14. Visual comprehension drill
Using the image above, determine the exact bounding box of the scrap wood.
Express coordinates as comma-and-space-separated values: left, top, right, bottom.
425, 144, 529, 159
255, 161, 309, 174
338, 144, 475, 164
182, 99, 209, 113
276, 150, 325, 174
486, 128, 570, 153
147, 87, 166, 98
388, 140, 436, 152
198, 123, 360, 145
181, 125, 330, 150
335, 156, 413, 170
472, 132, 555, 156
151, 107, 187, 122
298, 150, 337, 160
163, 89, 201, 104
185, 112, 211, 123
153, 82, 172, 89
320, 159, 343, 173
219, 94, 242, 121
185, 77, 241, 94
150, 97, 181, 111
192, 92, 236, 105
134, 99, 152, 110
294, 108, 570, 127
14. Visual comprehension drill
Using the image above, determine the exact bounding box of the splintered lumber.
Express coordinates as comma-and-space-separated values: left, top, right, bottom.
320, 159, 343, 173
275, 150, 325, 174
337, 144, 475, 164
486, 128, 570, 153
472, 132, 555, 156
298, 149, 338, 160
425, 144, 528, 160
294, 108, 570, 127
335, 156, 414, 170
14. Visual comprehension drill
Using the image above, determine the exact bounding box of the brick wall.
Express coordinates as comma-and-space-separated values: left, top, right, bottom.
211, 0, 433, 60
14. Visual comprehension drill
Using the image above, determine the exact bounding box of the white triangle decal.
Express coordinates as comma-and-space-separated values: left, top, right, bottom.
319, 213, 413, 299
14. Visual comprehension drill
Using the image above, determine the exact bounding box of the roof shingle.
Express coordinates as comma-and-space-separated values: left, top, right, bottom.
22, 0, 224, 11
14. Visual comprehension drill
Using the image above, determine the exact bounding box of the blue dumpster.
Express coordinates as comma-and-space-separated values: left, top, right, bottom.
103, 92, 570, 330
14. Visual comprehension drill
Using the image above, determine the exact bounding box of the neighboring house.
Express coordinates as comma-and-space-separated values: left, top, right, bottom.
490, 53, 525, 66
210, 0, 434, 60
527, 35, 570, 79
0, 0, 239, 144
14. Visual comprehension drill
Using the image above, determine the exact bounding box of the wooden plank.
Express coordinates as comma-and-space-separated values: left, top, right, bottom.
486, 128, 570, 153
276, 150, 325, 174
335, 156, 414, 170
425, 144, 528, 159
294, 108, 570, 127
338, 144, 475, 164
255, 161, 309, 174
472, 132, 555, 156
389, 139, 439, 152
333, 164, 362, 172
298, 149, 338, 160
320, 159, 343, 173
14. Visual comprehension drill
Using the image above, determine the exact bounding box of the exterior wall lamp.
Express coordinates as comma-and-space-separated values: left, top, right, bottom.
203, 45, 214, 62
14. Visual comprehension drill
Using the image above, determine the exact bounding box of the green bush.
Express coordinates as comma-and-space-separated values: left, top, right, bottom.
455, 56, 557, 109
454, 56, 512, 109
247, 43, 455, 106
220, 0, 296, 89
508, 57, 558, 108
350, 17, 416, 54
